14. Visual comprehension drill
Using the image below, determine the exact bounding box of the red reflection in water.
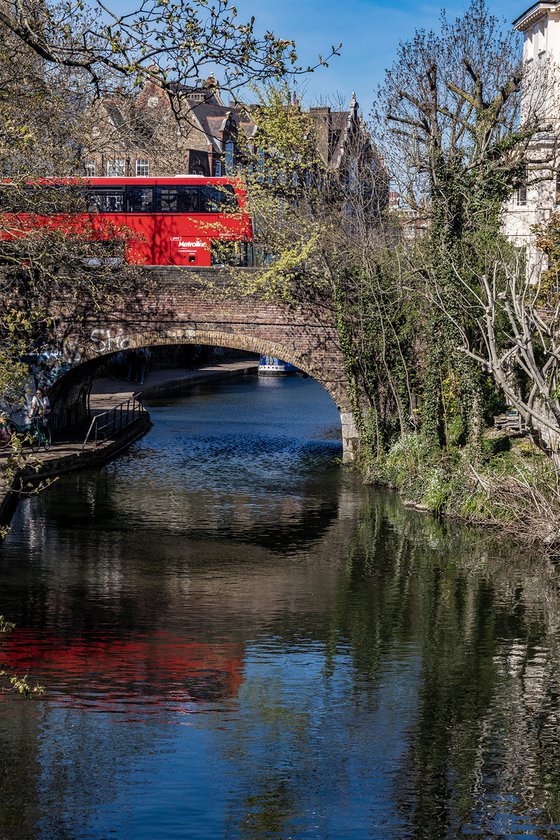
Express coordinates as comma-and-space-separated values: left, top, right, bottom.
0, 629, 244, 709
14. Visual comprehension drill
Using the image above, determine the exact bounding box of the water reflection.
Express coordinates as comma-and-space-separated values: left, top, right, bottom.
1, 377, 560, 837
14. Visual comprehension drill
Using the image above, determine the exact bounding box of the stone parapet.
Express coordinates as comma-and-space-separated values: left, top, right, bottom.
49, 266, 360, 461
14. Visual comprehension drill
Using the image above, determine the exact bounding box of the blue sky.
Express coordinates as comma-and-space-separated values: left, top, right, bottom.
232, 0, 524, 115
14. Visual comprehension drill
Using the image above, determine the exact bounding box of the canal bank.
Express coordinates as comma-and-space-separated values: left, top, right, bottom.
0, 359, 259, 529
1, 374, 556, 840
89, 359, 259, 410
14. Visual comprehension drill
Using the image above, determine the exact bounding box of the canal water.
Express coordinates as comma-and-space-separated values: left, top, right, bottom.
1, 375, 560, 839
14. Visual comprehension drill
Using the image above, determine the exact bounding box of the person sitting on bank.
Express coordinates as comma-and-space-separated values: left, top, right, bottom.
28, 388, 51, 425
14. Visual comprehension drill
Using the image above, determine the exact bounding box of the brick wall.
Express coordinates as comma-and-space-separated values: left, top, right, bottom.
53, 267, 360, 460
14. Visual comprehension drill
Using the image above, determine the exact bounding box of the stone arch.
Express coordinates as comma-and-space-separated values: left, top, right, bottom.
106, 327, 345, 410
51, 327, 359, 461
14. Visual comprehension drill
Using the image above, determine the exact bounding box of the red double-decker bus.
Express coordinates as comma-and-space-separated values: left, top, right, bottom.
0, 176, 253, 267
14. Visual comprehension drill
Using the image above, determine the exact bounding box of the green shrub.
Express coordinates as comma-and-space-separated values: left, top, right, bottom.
422, 467, 451, 514
482, 435, 511, 458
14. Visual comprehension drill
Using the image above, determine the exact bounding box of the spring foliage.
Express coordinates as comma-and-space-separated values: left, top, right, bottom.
230, 4, 560, 542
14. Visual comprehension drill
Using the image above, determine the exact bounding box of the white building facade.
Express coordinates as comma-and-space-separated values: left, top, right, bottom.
503, 2, 560, 276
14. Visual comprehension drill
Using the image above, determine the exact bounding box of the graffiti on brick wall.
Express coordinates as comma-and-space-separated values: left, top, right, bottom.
90, 328, 130, 354
60, 336, 83, 365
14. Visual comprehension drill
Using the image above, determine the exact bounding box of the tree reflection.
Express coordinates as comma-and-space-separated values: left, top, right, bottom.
2, 479, 560, 837
336, 492, 560, 838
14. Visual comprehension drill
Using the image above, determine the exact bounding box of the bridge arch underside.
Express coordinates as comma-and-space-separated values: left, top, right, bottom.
51, 327, 360, 462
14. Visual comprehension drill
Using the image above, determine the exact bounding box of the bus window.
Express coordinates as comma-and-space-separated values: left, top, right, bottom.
86, 192, 101, 212
126, 186, 154, 212
211, 240, 249, 266
157, 186, 199, 213
1, 184, 72, 213
200, 184, 238, 212
87, 190, 124, 213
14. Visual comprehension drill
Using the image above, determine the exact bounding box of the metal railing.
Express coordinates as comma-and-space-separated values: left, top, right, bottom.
82, 392, 145, 450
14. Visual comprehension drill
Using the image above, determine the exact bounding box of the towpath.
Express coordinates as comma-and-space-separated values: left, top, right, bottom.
0, 358, 258, 525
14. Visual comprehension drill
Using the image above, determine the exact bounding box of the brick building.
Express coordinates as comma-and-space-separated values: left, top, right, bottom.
85, 78, 375, 183
84, 77, 254, 178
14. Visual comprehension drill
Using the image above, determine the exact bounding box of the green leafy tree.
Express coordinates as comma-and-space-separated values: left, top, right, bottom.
229, 85, 414, 462
374, 0, 548, 451
0, 0, 332, 433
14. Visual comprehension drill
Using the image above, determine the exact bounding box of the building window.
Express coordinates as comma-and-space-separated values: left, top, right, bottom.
516, 183, 527, 207
136, 159, 149, 176
189, 152, 208, 176
107, 158, 126, 177
85, 161, 96, 177
213, 159, 222, 177
224, 140, 234, 174
536, 19, 546, 56
257, 148, 265, 183
348, 159, 358, 192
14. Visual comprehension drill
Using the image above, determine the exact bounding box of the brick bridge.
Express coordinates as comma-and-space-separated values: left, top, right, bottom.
50, 267, 360, 461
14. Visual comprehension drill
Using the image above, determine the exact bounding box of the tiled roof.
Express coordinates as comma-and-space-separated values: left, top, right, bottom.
95, 83, 367, 174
